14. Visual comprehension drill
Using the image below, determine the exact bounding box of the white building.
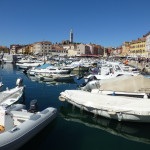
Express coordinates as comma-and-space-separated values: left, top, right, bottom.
32, 41, 52, 55
10, 45, 23, 54
67, 44, 78, 56
67, 44, 91, 56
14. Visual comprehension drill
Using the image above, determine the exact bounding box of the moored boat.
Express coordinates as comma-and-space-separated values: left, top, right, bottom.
0, 78, 24, 107
79, 75, 150, 98
16, 62, 44, 69
0, 101, 57, 150
27, 64, 70, 76
59, 89, 150, 123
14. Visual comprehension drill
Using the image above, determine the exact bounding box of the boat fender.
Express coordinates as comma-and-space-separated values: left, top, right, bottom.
16, 78, 23, 86
117, 112, 122, 122
59, 96, 66, 102
143, 93, 148, 99
0, 125, 5, 132
112, 92, 116, 96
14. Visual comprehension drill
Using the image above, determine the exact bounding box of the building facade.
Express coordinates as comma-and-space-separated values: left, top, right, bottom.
122, 42, 130, 56
145, 32, 150, 58
67, 44, 78, 56
129, 38, 146, 57
32, 41, 52, 55
49, 45, 67, 56
0, 46, 9, 53
10, 45, 23, 54
17, 45, 33, 54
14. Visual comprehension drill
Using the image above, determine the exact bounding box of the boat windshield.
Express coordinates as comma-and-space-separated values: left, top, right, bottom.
114, 65, 122, 72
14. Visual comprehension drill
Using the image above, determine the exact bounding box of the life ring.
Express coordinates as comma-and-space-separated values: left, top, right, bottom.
0, 125, 5, 132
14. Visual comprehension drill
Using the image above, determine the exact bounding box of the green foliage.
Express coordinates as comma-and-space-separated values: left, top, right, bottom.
0, 47, 9, 53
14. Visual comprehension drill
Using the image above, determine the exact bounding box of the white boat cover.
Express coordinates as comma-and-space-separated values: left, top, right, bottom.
60, 90, 150, 115
99, 75, 150, 93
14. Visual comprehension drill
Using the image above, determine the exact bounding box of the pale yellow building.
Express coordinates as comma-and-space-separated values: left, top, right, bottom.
129, 38, 147, 57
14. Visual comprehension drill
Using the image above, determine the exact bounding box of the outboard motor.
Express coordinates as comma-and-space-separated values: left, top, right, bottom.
16, 78, 23, 87
87, 76, 97, 82
28, 99, 38, 113
80, 80, 101, 92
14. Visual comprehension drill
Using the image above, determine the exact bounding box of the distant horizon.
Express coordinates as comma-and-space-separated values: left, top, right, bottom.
0, 0, 150, 48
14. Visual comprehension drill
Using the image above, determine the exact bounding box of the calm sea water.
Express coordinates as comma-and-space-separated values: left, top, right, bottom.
1, 63, 150, 150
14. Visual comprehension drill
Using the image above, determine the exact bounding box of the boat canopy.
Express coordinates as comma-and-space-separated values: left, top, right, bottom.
100, 75, 150, 93
35, 64, 53, 69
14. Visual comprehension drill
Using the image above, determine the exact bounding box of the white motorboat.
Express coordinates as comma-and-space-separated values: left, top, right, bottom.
34, 73, 76, 82
0, 100, 57, 150
84, 62, 139, 82
59, 89, 150, 123
0, 78, 24, 107
28, 64, 70, 76
16, 57, 42, 64
80, 75, 150, 96
16, 62, 44, 69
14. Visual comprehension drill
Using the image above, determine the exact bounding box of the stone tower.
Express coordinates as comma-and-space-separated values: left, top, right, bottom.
70, 29, 73, 43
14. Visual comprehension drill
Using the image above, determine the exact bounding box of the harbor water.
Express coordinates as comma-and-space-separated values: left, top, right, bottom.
1, 63, 150, 150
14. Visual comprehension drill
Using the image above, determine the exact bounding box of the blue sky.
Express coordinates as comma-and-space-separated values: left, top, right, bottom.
0, 0, 150, 47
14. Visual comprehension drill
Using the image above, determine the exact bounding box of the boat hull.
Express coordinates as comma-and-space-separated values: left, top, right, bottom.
0, 107, 57, 150
67, 100, 150, 123
59, 90, 150, 123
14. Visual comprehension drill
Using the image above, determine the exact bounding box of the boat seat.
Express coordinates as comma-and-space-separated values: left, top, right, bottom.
8, 93, 20, 99
11, 111, 33, 120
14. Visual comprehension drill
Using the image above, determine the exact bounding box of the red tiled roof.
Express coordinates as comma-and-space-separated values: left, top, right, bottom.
35, 41, 52, 44
0, 46, 7, 48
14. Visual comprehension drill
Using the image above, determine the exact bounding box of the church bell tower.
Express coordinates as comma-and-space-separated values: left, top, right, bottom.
70, 29, 73, 44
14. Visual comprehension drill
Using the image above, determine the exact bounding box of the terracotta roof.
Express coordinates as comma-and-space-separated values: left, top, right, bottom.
0, 46, 6, 48
35, 41, 52, 44
131, 38, 146, 44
